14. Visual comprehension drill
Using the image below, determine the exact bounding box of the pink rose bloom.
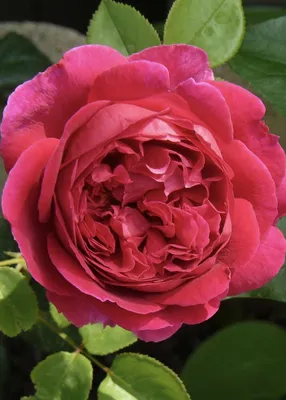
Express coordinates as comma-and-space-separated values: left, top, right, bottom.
1, 45, 286, 341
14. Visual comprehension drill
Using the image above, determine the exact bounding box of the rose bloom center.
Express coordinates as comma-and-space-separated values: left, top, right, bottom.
71, 133, 228, 293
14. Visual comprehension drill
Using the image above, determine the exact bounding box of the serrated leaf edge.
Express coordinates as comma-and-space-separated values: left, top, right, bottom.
80, 324, 137, 356
86, 0, 161, 53
113, 352, 191, 399
0, 267, 38, 337
163, 0, 246, 67
31, 351, 93, 399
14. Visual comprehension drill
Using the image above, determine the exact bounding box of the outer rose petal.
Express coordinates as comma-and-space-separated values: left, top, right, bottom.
129, 44, 213, 88
218, 198, 260, 269
88, 60, 170, 102
47, 289, 223, 337
2, 139, 73, 295
222, 140, 277, 236
135, 325, 182, 342
229, 226, 286, 295
210, 80, 286, 189
148, 263, 230, 306
167, 293, 227, 326
176, 79, 233, 143
48, 290, 175, 332
1, 45, 126, 171
48, 287, 181, 342
47, 291, 113, 327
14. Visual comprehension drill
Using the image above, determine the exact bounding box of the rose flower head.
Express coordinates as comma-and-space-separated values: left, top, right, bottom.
1, 45, 285, 341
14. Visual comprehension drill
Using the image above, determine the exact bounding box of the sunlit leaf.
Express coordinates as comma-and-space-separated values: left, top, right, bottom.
98, 353, 190, 399
80, 323, 137, 356
87, 0, 160, 55
0, 267, 38, 337
164, 0, 245, 67
30, 352, 93, 400
49, 303, 70, 329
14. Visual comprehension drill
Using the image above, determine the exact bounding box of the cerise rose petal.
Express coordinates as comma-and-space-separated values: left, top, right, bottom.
88, 60, 170, 102
149, 263, 230, 306
2, 139, 73, 295
1, 44, 285, 342
176, 79, 233, 143
218, 198, 260, 269
229, 227, 286, 295
47, 234, 163, 314
1, 45, 126, 171
135, 324, 182, 342
129, 44, 213, 88
222, 140, 277, 237
210, 80, 286, 189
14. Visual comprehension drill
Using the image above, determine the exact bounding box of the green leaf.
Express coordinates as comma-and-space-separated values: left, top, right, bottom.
229, 16, 286, 117
87, 0, 161, 55
30, 351, 93, 400
0, 267, 38, 337
181, 322, 286, 400
79, 323, 137, 356
49, 303, 70, 329
245, 6, 286, 25
0, 32, 51, 95
164, 0, 245, 67
22, 311, 73, 354
21, 397, 36, 400
98, 353, 190, 400
277, 216, 286, 236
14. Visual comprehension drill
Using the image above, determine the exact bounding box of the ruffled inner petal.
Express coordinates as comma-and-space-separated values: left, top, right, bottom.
49, 108, 232, 299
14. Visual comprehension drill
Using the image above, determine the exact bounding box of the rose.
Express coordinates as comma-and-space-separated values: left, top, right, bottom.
1, 44, 285, 342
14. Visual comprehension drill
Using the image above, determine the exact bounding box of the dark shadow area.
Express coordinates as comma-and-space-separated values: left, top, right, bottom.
1, 0, 285, 33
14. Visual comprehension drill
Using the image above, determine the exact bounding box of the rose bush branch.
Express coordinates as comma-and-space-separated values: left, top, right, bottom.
38, 312, 109, 374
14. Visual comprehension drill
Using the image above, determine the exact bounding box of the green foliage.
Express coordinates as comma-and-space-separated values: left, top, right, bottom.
277, 216, 286, 237
229, 16, 286, 117
181, 322, 286, 400
164, 0, 245, 67
49, 303, 70, 329
29, 351, 93, 400
22, 311, 76, 354
79, 323, 137, 356
98, 353, 190, 399
0, 32, 51, 98
87, 0, 160, 55
21, 397, 36, 400
245, 6, 286, 25
0, 267, 38, 337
